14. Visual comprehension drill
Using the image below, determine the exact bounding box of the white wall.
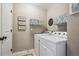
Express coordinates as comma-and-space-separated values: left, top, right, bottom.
67, 13, 79, 55
13, 4, 47, 52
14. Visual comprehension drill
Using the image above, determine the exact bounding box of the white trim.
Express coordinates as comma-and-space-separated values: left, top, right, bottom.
13, 49, 36, 56
13, 50, 28, 56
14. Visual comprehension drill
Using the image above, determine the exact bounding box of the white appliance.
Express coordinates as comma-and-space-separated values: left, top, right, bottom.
34, 32, 67, 56
34, 33, 47, 56
0, 3, 12, 56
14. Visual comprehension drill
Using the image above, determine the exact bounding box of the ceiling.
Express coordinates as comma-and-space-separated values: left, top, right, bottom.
30, 3, 53, 10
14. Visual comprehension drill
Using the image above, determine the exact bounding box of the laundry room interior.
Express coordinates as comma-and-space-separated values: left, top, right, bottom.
0, 3, 79, 56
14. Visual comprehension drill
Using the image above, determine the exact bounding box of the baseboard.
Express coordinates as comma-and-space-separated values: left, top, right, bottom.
13, 49, 36, 56
13, 50, 28, 56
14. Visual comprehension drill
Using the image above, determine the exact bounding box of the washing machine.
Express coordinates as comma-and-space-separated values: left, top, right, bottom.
34, 32, 67, 56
